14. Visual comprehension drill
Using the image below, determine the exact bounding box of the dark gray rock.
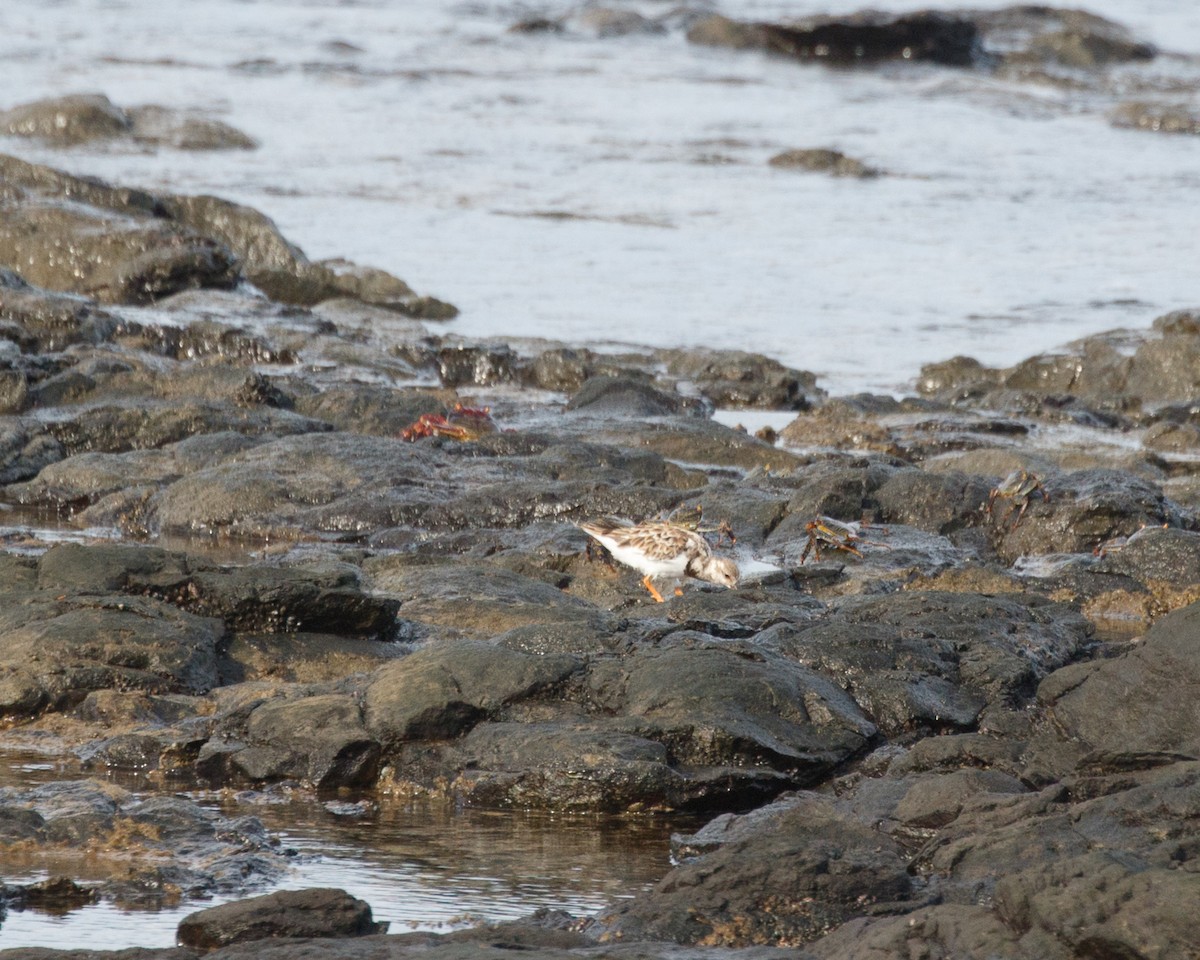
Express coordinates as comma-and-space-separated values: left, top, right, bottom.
1037, 599, 1200, 765
202, 693, 380, 788
364, 640, 582, 746
767, 591, 1090, 734
989, 469, 1182, 561
597, 792, 915, 945
566, 375, 706, 418
688, 11, 978, 67
177, 887, 384, 948
662, 348, 824, 409
0, 590, 223, 719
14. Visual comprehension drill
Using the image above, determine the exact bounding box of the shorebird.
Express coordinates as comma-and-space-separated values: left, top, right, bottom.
577, 517, 739, 602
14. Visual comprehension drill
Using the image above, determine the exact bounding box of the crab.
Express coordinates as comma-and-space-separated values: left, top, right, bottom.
400, 403, 496, 442
986, 469, 1049, 528
799, 516, 886, 564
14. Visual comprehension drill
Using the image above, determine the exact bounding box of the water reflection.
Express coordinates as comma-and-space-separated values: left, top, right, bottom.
0, 752, 690, 950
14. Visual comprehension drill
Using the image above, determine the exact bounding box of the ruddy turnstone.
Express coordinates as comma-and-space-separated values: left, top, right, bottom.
577, 517, 739, 603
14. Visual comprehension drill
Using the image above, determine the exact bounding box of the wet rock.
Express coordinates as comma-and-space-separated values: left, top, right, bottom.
0, 421, 65, 484
0, 93, 130, 144
1037, 599, 1200, 764
766, 460, 899, 536
662, 348, 823, 409
364, 640, 582, 746
778, 406, 899, 454
201, 693, 380, 788
0, 197, 240, 305
689, 11, 979, 67
565, 375, 705, 417
767, 591, 1090, 734
184, 563, 399, 637
589, 640, 876, 772
1112, 101, 1200, 135
1094, 525, 1200, 587
989, 468, 1183, 561
292, 384, 456, 435
572, 7, 665, 38
177, 887, 384, 948
873, 469, 993, 535
1023, 28, 1155, 69
221, 631, 402, 684
435, 343, 518, 386
583, 415, 801, 471
0, 780, 285, 905
364, 561, 596, 638
318, 258, 457, 319
126, 104, 258, 150
441, 722, 700, 811
0, 267, 125, 351
768, 148, 881, 178
916, 355, 999, 397
0, 583, 223, 719
598, 792, 914, 945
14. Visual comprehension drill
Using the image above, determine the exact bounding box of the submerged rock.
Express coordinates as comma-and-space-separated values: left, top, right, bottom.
768, 148, 881, 178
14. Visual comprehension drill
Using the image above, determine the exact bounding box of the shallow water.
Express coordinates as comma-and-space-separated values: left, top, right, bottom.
4, 0, 1199, 394
0, 751, 685, 950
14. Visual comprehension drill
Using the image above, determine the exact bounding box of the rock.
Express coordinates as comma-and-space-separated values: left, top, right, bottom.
0, 267, 124, 351
689, 11, 978, 67
1112, 101, 1200, 135
177, 887, 385, 948
573, 8, 664, 38
1094, 526, 1200, 588
588, 641, 876, 773
1037, 600, 1200, 765
769, 148, 881, 178
364, 640, 581, 746
0, 198, 240, 305
989, 468, 1182, 561
597, 792, 915, 945
126, 104, 258, 150
767, 591, 1090, 734
0, 93, 130, 144
662, 348, 823, 409
365, 561, 596, 638
565, 375, 705, 417
0, 589, 223, 719
318, 258, 457, 319
203, 693, 380, 788
0, 780, 285, 905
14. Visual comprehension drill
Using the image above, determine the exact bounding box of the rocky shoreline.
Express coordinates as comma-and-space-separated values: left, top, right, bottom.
3, 9, 1200, 952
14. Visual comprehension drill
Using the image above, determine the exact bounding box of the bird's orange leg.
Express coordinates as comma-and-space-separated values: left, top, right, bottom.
641, 575, 665, 603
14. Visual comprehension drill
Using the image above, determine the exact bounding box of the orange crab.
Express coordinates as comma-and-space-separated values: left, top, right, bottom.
400, 403, 496, 442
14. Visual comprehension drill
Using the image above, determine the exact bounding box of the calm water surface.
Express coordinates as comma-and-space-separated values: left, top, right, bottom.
0, 750, 686, 950
3, 0, 1199, 393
